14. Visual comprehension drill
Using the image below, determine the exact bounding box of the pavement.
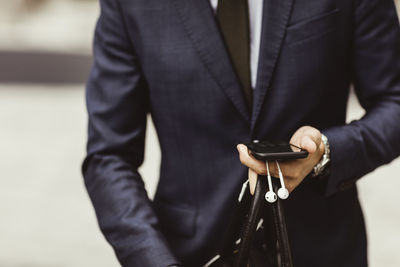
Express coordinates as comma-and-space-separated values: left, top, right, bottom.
0, 0, 98, 53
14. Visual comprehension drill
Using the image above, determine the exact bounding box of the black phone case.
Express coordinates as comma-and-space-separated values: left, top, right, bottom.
246, 141, 308, 161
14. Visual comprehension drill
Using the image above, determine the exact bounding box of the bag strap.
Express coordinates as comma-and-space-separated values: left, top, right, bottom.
271, 182, 293, 267
233, 175, 267, 267
233, 176, 293, 267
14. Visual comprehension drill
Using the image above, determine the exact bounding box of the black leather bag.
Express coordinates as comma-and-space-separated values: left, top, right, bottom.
205, 176, 293, 267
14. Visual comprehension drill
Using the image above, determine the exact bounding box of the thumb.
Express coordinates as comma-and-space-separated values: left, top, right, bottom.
248, 168, 257, 195
300, 127, 321, 153
301, 135, 317, 153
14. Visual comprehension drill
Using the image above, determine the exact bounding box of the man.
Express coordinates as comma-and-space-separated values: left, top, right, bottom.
83, 0, 400, 266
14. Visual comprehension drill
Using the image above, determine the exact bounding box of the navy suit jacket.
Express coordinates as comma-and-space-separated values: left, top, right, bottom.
83, 0, 400, 266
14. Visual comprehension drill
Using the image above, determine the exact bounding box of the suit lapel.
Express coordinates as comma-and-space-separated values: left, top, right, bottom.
252, 0, 295, 130
172, 0, 251, 122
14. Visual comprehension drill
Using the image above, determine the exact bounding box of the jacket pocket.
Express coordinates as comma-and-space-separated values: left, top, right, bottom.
285, 8, 339, 46
153, 200, 197, 238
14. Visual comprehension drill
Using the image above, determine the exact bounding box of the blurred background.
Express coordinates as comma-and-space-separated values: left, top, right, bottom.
0, 1, 399, 266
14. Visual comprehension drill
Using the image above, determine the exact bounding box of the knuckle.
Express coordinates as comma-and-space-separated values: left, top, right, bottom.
292, 169, 302, 179
301, 125, 312, 133
290, 168, 299, 177
256, 166, 266, 175
285, 169, 297, 179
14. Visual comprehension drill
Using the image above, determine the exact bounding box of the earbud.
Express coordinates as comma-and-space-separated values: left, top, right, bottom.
275, 161, 289, 200
278, 188, 289, 199
265, 191, 278, 203
265, 161, 277, 203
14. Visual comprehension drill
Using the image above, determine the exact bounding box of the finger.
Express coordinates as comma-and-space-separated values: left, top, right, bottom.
237, 144, 267, 175
301, 135, 317, 153
289, 127, 306, 146
300, 127, 321, 153
271, 160, 289, 178
248, 168, 257, 195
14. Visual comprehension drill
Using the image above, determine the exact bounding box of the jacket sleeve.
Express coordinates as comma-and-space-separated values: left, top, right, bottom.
82, 0, 180, 266
322, 0, 400, 196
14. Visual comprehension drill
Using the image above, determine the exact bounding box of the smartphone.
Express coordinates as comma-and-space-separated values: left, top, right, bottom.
245, 141, 308, 161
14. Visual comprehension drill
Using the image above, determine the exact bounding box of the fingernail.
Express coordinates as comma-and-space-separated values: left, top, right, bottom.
236, 144, 241, 152
239, 145, 247, 154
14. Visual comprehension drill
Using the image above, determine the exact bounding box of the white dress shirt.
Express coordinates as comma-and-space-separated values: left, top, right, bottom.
209, 0, 264, 89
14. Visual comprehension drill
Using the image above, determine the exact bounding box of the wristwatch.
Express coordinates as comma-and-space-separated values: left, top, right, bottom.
312, 134, 330, 177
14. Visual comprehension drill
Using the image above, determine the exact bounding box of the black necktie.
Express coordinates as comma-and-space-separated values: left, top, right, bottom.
217, 0, 252, 108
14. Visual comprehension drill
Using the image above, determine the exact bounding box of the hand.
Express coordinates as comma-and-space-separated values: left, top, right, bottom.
237, 126, 325, 195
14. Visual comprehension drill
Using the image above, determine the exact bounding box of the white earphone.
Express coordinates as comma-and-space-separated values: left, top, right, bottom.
275, 161, 289, 200
264, 160, 290, 203
264, 160, 277, 203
